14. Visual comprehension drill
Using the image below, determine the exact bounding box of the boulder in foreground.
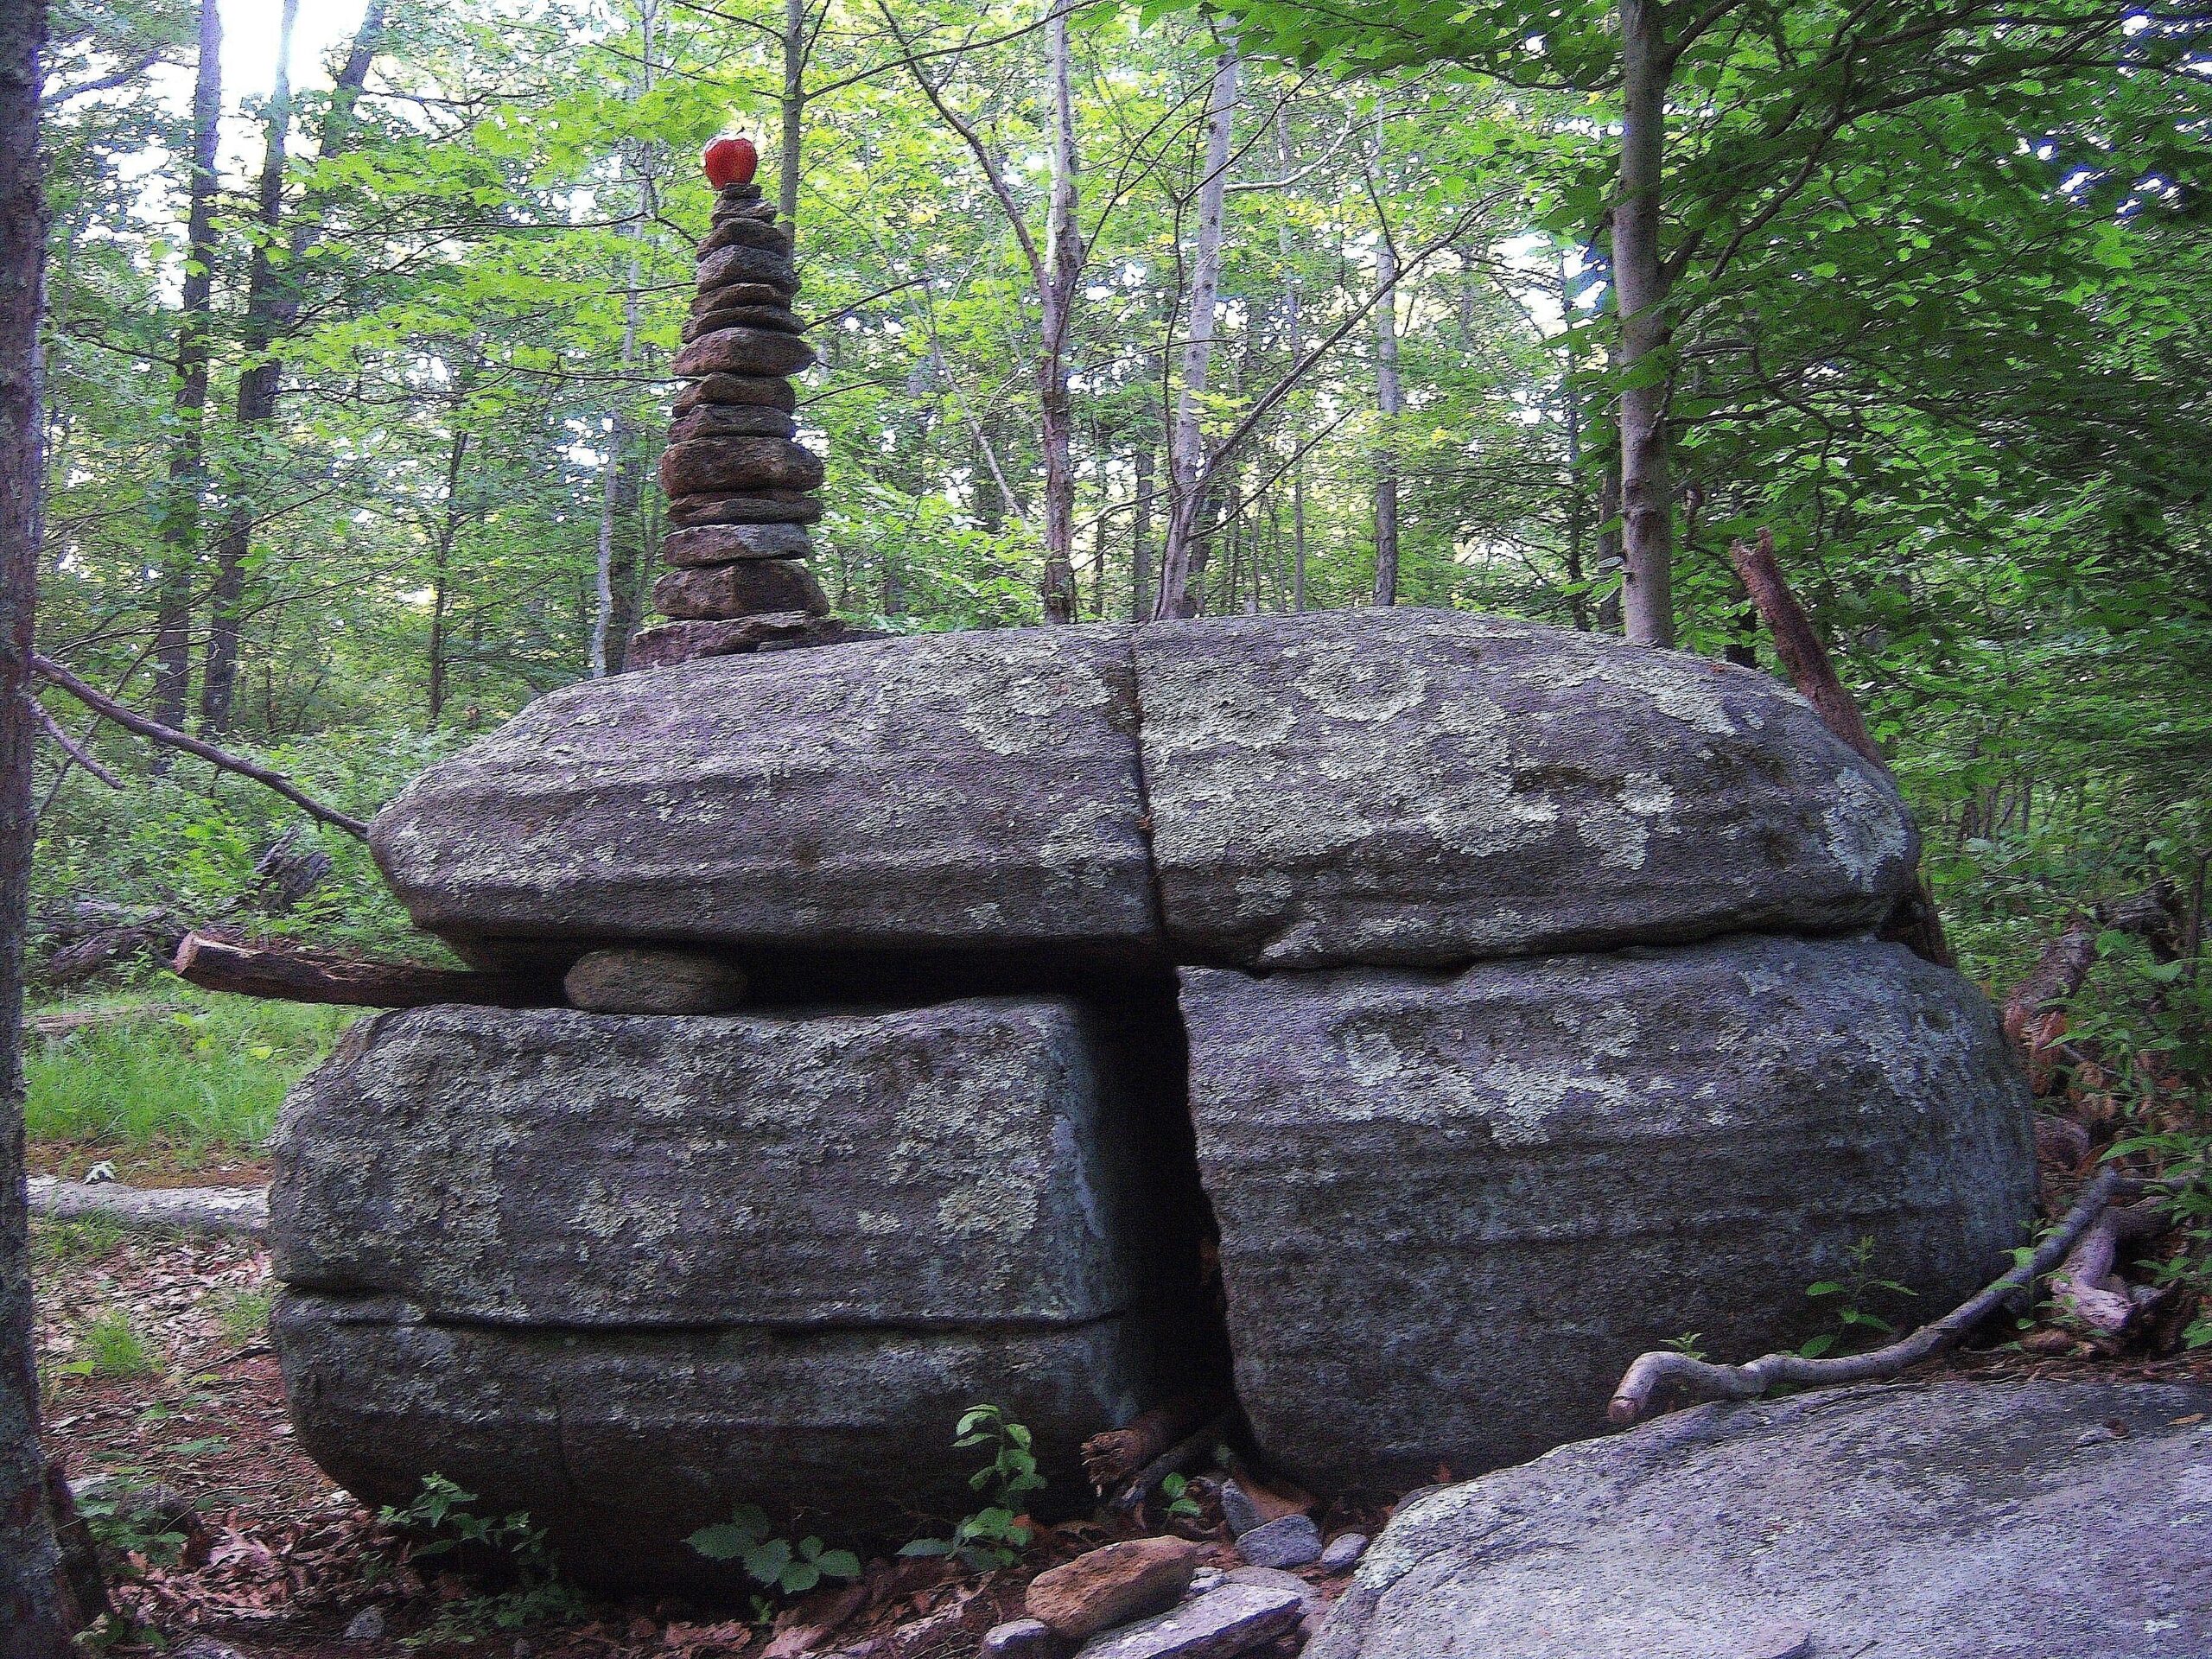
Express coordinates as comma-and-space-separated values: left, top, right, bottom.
1309, 1378, 2212, 1659
1183, 933, 2034, 1493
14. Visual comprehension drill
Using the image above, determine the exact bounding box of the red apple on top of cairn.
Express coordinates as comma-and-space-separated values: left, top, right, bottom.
702, 135, 759, 189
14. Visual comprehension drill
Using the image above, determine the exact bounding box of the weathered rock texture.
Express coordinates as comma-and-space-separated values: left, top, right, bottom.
378, 612, 1913, 975
372, 626, 1157, 963
1310, 1379, 2212, 1659
1136, 610, 1916, 967
270, 1000, 1160, 1328
275, 1292, 1166, 1593
270, 990, 1206, 1590
1181, 933, 2035, 1493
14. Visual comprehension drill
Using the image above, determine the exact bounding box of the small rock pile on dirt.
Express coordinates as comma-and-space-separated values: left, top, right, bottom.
628, 173, 844, 670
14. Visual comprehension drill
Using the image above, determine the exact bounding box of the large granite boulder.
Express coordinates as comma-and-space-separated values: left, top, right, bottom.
1181, 934, 2034, 1494
270, 1000, 1163, 1327
370, 625, 1158, 966
269, 993, 1202, 1589
276, 1293, 1165, 1593
1311, 1378, 2212, 1659
372, 613, 1914, 974
1135, 612, 1916, 968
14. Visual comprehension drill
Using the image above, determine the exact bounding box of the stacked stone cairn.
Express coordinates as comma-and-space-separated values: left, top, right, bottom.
626, 175, 844, 671
270, 609, 2040, 1597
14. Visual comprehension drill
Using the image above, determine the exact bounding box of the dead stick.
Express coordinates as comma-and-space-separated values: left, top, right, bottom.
2051, 1200, 2168, 1335
171, 929, 551, 1009
1111, 1414, 1230, 1514
1608, 1168, 2128, 1425
32, 653, 371, 840
32, 701, 122, 788
1728, 530, 1952, 969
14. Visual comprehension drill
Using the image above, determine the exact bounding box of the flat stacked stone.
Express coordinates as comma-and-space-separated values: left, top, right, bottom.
628, 178, 843, 670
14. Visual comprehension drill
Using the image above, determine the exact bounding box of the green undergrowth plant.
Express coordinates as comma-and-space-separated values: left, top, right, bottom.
29, 1212, 125, 1268
687, 1503, 862, 1622
378, 1474, 582, 1639
65, 1309, 160, 1381
1800, 1237, 1916, 1359
899, 1403, 1048, 1571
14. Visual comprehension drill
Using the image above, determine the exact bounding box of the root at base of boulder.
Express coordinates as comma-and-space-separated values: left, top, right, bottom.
1608, 1167, 2149, 1423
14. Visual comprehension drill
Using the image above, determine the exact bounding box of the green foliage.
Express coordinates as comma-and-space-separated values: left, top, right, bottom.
29, 1213, 126, 1268
899, 1403, 1047, 1570
66, 1309, 160, 1380
378, 1474, 583, 1637
73, 1473, 194, 1572
1799, 1239, 1917, 1360
210, 1286, 274, 1346
686, 1503, 863, 1604
1159, 1471, 1202, 1522
25, 991, 355, 1161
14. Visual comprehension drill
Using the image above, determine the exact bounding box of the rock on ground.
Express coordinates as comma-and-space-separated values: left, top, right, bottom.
270, 1000, 1169, 1328
1135, 610, 1916, 968
1183, 934, 2035, 1493
1072, 1582, 1305, 1659
1025, 1537, 1201, 1640
1310, 1378, 2212, 1659
273, 1291, 1170, 1593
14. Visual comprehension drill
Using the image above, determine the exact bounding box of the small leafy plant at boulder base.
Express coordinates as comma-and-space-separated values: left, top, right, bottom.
899, 1403, 1048, 1570
378, 1473, 582, 1636
687, 1501, 863, 1612
1800, 1236, 1917, 1358
1159, 1471, 1202, 1522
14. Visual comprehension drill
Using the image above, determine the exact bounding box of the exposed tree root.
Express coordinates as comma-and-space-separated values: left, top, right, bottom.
1608, 1169, 2145, 1425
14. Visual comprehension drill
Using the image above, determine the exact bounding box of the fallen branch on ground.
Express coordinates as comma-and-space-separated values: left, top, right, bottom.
1082, 1395, 1215, 1495
1728, 530, 1951, 969
171, 929, 554, 1009
2003, 885, 2180, 1089
1111, 1413, 1230, 1513
1608, 1167, 2145, 1425
32, 652, 371, 839
2052, 1198, 2170, 1335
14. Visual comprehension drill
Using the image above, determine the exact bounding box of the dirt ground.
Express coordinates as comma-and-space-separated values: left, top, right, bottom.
34, 1217, 2208, 1659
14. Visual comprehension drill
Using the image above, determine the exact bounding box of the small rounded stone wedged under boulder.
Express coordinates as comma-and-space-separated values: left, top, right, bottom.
562, 946, 747, 1014
1307, 1379, 2212, 1659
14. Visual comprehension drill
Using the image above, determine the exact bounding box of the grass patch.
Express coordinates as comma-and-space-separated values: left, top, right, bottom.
209, 1287, 274, 1346
25, 989, 355, 1165
72, 1309, 160, 1380
29, 1213, 127, 1268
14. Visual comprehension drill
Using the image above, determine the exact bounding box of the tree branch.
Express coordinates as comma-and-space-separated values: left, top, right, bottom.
31, 655, 371, 840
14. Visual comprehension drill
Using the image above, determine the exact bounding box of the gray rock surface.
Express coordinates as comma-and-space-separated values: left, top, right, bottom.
274, 1290, 1168, 1593
1310, 1379, 2212, 1659
1072, 1583, 1303, 1659
1182, 933, 2034, 1492
1317, 1534, 1366, 1573
371, 626, 1158, 963
670, 326, 815, 379
1135, 611, 1916, 968
661, 522, 813, 563
270, 1000, 1159, 1327
652, 556, 828, 620
982, 1619, 1070, 1659
1233, 1515, 1321, 1569
379, 613, 1924, 974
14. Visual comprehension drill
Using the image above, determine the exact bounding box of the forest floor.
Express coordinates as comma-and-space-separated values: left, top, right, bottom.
31, 1217, 1342, 1659
33, 1213, 2211, 1659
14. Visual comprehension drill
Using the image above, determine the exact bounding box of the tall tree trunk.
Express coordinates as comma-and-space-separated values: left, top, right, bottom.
594, 3, 652, 676
1274, 110, 1307, 613
1037, 0, 1080, 622
779, 0, 804, 226
153, 0, 222, 736
200, 0, 386, 734
1558, 251, 1590, 630
1370, 215, 1402, 607
0, 3, 73, 1648
1130, 442, 1154, 620
1152, 33, 1237, 620
200, 0, 296, 734
428, 420, 469, 725
1615, 0, 1674, 647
